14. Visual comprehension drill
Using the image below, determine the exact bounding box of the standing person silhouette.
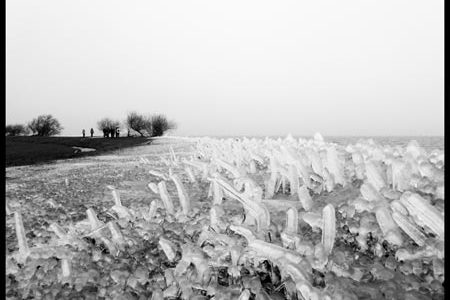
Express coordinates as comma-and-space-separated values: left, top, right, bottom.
82, 129, 85, 138
90, 128, 94, 137
116, 127, 120, 137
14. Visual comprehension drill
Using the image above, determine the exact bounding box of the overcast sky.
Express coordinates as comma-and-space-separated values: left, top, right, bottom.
6, 0, 444, 136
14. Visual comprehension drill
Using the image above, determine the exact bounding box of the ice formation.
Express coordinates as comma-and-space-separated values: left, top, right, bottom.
6, 134, 445, 299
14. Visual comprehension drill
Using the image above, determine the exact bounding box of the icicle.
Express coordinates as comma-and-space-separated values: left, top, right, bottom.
148, 183, 159, 194
157, 181, 175, 215
61, 259, 71, 278
365, 161, 387, 191
207, 181, 214, 198
265, 173, 278, 198
143, 201, 157, 221
107, 185, 121, 207
375, 207, 403, 246
321, 204, 336, 256
213, 180, 224, 205
105, 187, 133, 220
276, 176, 284, 194
246, 238, 304, 266
323, 169, 335, 192
281, 207, 301, 249
107, 222, 126, 246
400, 192, 444, 240
360, 182, 382, 202
184, 166, 196, 183
215, 158, 242, 178
86, 208, 104, 230
169, 146, 178, 165
214, 177, 270, 231
170, 174, 190, 215
326, 147, 345, 186
100, 236, 119, 256
159, 238, 177, 261
288, 165, 300, 196
391, 211, 426, 247
49, 223, 68, 239
306, 148, 324, 177
285, 207, 299, 234
149, 170, 168, 180
298, 186, 313, 211
210, 205, 224, 229
6, 200, 13, 215
14, 212, 30, 262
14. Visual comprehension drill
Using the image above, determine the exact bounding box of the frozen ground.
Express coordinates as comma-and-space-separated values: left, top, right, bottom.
5, 137, 444, 299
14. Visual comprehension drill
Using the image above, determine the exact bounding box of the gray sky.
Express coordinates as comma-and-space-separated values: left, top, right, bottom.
6, 0, 444, 136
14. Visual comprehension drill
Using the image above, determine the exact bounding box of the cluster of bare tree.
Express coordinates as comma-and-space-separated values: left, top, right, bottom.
124, 112, 177, 137
97, 112, 176, 137
5, 115, 62, 136
6, 113, 177, 137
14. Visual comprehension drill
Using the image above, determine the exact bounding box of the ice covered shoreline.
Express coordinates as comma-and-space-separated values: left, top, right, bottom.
5, 134, 445, 299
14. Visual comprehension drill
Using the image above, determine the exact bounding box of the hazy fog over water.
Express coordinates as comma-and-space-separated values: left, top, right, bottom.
6, 0, 444, 137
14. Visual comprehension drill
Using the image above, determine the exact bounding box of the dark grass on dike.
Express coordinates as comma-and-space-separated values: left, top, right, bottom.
5, 136, 152, 167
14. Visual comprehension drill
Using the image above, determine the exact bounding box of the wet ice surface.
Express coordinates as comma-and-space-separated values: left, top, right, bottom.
5, 136, 444, 299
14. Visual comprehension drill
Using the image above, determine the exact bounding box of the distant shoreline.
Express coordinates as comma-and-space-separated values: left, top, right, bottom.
5, 136, 153, 167
5, 135, 443, 168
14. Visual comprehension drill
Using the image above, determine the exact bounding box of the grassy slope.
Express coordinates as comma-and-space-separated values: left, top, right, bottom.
5, 136, 152, 167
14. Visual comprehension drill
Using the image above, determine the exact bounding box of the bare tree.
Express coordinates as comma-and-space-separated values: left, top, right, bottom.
28, 115, 63, 136
125, 112, 151, 136
5, 124, 30, 136
150, 114, 177, 137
